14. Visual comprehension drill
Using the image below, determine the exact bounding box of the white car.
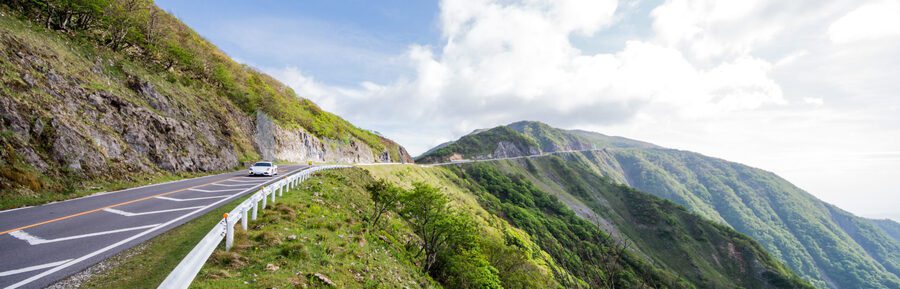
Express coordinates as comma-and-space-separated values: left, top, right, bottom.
248, 161, 278, 176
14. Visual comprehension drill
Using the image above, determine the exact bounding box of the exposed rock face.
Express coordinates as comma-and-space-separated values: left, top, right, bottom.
490, 141, 541, 159
0, 29, 409, 197
255, 112, 387, 163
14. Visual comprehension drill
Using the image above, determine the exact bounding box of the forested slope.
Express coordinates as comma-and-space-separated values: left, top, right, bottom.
366, 165, 812, 289
417, 121, 900, 289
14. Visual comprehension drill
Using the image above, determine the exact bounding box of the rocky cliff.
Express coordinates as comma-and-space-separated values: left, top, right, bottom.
0, 5, 410, 209
254, 112, 411, 164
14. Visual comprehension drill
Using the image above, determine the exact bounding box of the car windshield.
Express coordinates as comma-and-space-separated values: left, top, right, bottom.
253, 162, 272, 167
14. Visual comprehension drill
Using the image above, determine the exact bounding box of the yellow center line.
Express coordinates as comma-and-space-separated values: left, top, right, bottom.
0, 176, 256, 236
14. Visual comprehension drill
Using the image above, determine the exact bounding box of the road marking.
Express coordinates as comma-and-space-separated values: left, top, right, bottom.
209, 183, 254, 187
221, 179, 266, 183
1, 166, 305, 289
156, 196, 228, 202
188, 188, 243, 193
0, 168, 292, 289
8, 224, 160, 245
103, 206, 205, 217
0, 259, 72, 277
0, 179, 228, 236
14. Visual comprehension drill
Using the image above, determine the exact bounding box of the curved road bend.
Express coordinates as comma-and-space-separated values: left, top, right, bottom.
0, 165, 308, 289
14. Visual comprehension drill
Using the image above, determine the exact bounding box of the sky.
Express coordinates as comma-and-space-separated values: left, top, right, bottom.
156, 0, 900, 221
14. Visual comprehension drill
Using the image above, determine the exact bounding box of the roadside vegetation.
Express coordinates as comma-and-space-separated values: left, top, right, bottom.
74, 193, 253, 288
0, 1, 406, 208
194, 169, 439, 288
2, 0, 390, 151
199, 167, 565, 288
0, 136, 222, 209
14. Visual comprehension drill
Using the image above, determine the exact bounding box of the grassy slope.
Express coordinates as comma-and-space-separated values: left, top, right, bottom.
364, 165, 576, 288
193, 169, 439, 288
1, 2, 405, 208
366, 164, 812, 289
483, 156, 812, 289
0, 11, 252, 208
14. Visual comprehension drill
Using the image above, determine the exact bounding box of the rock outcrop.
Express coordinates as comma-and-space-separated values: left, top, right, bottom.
0, 25, 409, 198
255, 112, 400, 164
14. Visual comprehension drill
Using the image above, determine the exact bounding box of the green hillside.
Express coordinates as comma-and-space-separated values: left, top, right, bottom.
418, 120, 900, 289
0, 1, 407, 209
366, 165, 812, 288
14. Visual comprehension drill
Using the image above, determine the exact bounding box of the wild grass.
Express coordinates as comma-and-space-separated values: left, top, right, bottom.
193, 169, 438, 289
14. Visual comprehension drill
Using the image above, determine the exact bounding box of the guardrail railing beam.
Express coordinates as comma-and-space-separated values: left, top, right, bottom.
160, 165, 350, 289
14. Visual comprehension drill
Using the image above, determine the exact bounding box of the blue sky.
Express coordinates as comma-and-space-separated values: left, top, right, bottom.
157, 0, 440, 85
156, 0, 900, 221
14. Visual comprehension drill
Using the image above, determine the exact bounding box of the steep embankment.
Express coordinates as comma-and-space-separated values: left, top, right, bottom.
0, 2, 410, 209
417, 120, 900, 289
366, 164, 812, 289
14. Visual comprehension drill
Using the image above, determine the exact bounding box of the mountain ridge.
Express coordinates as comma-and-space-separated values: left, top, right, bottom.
417, 120, 900, 289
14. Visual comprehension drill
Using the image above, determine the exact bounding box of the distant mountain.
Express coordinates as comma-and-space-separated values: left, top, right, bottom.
871, 219, 900, 242
418, 120, 900, 289
415, 121, 656, 163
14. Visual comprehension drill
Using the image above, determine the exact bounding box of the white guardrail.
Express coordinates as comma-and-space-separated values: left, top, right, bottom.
159, 165, 350, 289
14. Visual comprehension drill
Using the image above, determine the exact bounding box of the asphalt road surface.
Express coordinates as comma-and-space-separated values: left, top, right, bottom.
0, 165, 308, 289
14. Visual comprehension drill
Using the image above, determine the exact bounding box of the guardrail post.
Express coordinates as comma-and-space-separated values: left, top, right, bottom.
225, 214, 233, 251
241, 207, 248, 231
271, 187, 276, 203
262, 190, 268, 209
252, 199, 258, 220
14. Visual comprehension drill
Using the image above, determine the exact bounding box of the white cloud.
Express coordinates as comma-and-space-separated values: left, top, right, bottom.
829, 1, 900, 44
265, 0, 900, 220
273, 0, 791, 155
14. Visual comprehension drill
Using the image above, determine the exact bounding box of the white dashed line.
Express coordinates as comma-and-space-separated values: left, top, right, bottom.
0, 259, 72, 277
103, 206, 205, 217
221, 179, 265, 184
188, 188, 243, 193
9, 224, 160, 245
2, 167, 304, 288
208, 183, 254, 187
155, 196, 229, 202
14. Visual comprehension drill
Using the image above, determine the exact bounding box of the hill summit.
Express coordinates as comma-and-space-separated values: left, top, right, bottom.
416, 120, 655, 163
418, 120, 900, 289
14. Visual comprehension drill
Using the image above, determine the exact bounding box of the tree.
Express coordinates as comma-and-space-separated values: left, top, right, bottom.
365, 179, 401, 227
397, 183, 477, 271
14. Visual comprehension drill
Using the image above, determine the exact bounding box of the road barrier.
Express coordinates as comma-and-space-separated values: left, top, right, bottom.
159, 165, 350, 289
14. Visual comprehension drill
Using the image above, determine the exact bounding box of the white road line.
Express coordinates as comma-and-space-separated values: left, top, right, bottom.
8, 224, 160, 245
209, 183, 254, 187
3, 167, 302, 289
188, 188, 243, 193
155, 196, 228, 202
103, 206, 205, 217
0, 259, 73, 277
3, 180, 267, 289
221, 179, 265, 183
